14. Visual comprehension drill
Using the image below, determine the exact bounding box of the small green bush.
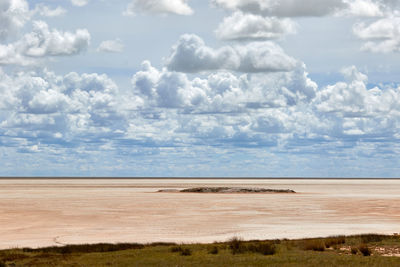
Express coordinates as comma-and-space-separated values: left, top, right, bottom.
358, 244, 371, 256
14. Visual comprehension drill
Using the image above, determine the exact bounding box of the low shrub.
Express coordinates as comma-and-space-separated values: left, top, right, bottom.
228, 237, 245, 255
358, 244, 371, 256
170, 246, 183, 253
351, 247, 358, 255
149, 242, 177, 247
0, 251, 28, 261
180, 248, 192, 256
302, 240, 325, 252
361, 234, 385, 244
325, 236, 346, 248
250, 242, 276, 255
285, 241, 296, 250
208, 246, 219, 255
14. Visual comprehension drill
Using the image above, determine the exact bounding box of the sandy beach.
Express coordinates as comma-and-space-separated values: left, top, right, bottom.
0, 179, 399, 249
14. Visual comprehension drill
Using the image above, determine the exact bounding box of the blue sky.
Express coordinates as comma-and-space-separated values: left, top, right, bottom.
1, 0, 400, 177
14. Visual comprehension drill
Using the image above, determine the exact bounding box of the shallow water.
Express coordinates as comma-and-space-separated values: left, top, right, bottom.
0, 179, 399, 249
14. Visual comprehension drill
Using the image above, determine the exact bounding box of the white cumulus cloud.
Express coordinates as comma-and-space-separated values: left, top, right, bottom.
97, 39, 124, 53
124, 0, 193, 16
211, 0, 347, 17
132, 60, 316, 111
216, 11, 296, 40
22, 20, 90, 57
0, 0, 30, 40
0, 68, 127, 143
71, 0, 89, 7
315, 66, 400, 120
342, 0, 383, 17
353, 17, 400, 52
34, 4, 67, 17
0, 20, 90, 65
165, 34, 297, 73
212, 0, 388, 18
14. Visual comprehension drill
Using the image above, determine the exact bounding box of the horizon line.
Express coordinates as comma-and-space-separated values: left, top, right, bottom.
0, 177, 399, 180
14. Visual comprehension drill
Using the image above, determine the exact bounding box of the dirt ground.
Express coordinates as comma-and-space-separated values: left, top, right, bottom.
0, 179, 399, 249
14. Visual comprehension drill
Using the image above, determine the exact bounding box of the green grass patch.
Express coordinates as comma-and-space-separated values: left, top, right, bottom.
0, 234, 399, 266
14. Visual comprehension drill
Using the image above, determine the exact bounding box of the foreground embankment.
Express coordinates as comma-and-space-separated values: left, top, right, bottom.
0, 234, 399, 266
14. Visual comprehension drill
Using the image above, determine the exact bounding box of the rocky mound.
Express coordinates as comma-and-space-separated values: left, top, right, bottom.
158, 187, 295, 193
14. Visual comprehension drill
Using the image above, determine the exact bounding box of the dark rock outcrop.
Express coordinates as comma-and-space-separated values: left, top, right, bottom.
158, 187, 295, 193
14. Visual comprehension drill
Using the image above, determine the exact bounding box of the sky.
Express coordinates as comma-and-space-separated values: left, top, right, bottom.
1, 0, 400, 177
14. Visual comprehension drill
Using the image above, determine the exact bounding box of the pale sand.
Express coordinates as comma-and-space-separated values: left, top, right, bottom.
0, 179, 399, 249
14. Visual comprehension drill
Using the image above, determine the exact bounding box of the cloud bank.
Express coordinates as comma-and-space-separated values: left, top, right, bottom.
1, 0, 400, 176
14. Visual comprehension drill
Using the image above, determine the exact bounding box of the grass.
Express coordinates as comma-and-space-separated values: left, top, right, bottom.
247, 242, 276, 255
302, 239, 326, 251
227, 237, 277, 255
0, 234, 399, 266
170, 246, 192, 256
22, 242, 145, 254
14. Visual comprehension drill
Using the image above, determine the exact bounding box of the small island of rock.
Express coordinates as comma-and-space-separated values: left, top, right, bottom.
158, 187, 296, 193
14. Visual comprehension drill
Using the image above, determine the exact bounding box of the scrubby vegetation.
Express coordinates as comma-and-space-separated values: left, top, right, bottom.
22, 242, 145, 254
360, 234, 386, 243
247, 242, 277, 255
0, 234, 399, 266
228, 237, 246, 254
302, 239, 326, 251
351, 247, 359, 254
180, 248, 192, 256
324, 236, 346, 248
358, 244, 372, 256
207, 245, 219, 255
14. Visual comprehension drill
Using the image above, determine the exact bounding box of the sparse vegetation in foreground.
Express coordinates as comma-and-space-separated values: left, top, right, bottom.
0, 234, 399, 266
